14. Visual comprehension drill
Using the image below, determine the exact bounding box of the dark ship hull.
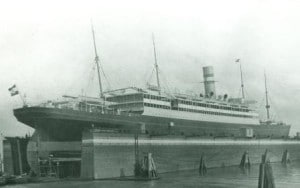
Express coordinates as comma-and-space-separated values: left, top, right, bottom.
13, 106, 297, 179
14, 107, 290, 141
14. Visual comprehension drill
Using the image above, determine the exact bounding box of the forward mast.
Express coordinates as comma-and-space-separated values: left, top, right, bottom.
152, 34, 161, 95
91, 24, 104, 99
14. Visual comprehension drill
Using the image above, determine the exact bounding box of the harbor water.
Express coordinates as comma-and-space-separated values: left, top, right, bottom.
4, 161, 300, 188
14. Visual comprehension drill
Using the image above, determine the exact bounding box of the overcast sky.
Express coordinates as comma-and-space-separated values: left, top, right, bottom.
1, 0, 300, 136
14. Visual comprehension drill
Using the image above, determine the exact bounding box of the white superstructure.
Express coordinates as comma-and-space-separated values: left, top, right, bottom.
105, 86, 259, 125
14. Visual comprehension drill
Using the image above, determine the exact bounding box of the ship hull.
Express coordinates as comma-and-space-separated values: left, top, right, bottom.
13, 107, 294, 179
14, 107, 290, 139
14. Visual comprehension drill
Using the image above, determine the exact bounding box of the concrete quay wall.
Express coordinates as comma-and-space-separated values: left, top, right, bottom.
80, 131, 300, 179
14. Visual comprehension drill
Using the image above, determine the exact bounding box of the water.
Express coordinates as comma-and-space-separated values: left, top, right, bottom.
4, 161, 300, 188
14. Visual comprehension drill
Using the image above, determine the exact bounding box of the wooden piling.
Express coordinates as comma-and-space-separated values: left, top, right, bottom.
16, 139, 23, 175
147, 153, 158, 178
281, 149, 290, 164
258, 150, 275, 188
240, 151, 251, 169
134, 134, 141, 177
147, 153, 151, 178
133, 133, 159, 180
134, 151, 158, 179
199, 155, 207, 176
120, 168, 125, 178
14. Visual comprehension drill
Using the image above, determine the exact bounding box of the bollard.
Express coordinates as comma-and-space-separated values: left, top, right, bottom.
199, 155, 207, 176
258, 150, 275, 188
240, 151, 251, 169
281, 149, 290, 164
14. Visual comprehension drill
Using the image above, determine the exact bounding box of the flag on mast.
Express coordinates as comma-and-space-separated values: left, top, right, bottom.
8, 85, 19, 96
235, 59, 240, 62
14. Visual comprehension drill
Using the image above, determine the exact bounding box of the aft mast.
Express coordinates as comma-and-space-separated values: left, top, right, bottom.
264, 70, 271, 120
91, 23, 104, 99
236, 59, 245, 99
152, 33, 161, 95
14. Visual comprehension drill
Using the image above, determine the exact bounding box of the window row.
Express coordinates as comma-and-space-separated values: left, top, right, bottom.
107, 94, 143, 103
144, 102, 253, 118
144, 102, 171, 109
110, 102, 143, 109
176, 107, 253, 118
143, 94, 170, 102
178, 100, 249, 112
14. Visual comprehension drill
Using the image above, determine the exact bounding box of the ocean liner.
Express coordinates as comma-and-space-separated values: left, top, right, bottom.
12, 28, 297, 179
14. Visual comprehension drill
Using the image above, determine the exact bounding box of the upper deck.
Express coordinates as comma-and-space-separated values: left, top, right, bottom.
105, 87, 259, 120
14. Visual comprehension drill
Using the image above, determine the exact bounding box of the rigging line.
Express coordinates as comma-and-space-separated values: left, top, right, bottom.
99, 63, 112, 90
257, 96, 267, 119
236, 87, 241, 99
160, 70, 174, 97
268, 96, 281, 120
87, 65, 96, 86
96, 57, 111, 87
147, 67, 155, 84
258, 95, 266, 109
243, 88, 251, 100
142, 67, 152, 84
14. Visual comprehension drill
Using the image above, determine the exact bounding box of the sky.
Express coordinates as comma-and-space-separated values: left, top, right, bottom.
1, 0, 300, 136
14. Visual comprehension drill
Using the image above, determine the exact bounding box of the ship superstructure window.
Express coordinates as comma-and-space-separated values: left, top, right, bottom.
144, 103, 170, 109
143, 94, 170, 102
144, 102, 255, 118
108, 94, 143, 103
106, 93, 144, 113
144, 95, 256, 118
176, 98, 250, 112
105, 87, 256, 118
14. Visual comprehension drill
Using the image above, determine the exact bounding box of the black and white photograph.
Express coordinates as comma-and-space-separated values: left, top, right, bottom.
1, 0, 300, 187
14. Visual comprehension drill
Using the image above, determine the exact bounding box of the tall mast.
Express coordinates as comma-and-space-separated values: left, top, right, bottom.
91, 24, 104, 99
152, 33, 161, 94
264, 70, 270, 120
236, 59, 245, 99
239, 61, 245, 99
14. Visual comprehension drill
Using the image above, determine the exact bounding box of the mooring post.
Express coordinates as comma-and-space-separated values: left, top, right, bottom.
281, 149, 290, 164
56, 162, 60, 178
147, 153, 151, 178
258, 150, 275, 188
199, 155, 207, 176
16, 139, 23, 175
146, 152, 158, 179
240, 151, 251, 169
134, 134, 141, 177
120, 168, 125, 178
258, 161, 265, 188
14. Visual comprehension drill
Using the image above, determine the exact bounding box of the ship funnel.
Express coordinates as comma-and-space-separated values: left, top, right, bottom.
203, 66, 216, 98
